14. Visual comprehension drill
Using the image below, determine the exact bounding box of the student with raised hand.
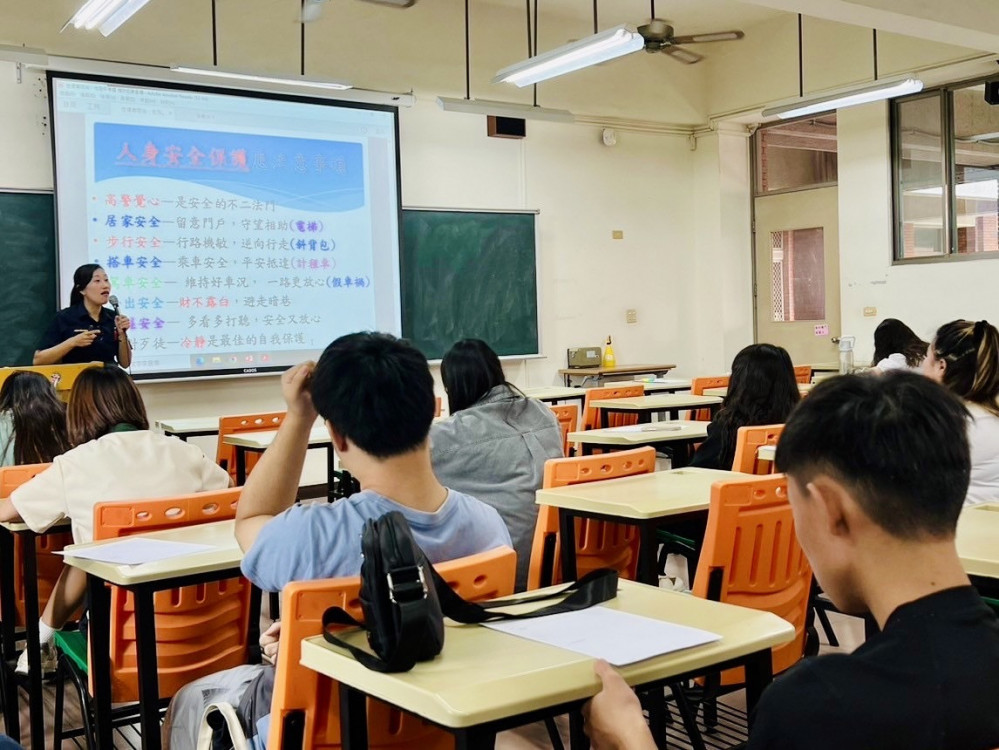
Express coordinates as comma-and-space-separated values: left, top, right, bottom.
583, 372, 999, 750
871, 317, 928, 372
430, 338, 563, 591
0, 366, 230, 674
923, 319, 999, 506
689, 343, 801, 471
0, 371, 70, 467
164, 333, 511, 750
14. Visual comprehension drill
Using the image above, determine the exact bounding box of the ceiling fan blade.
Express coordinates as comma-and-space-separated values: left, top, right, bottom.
671, 30, 744, 44
664, 46, 704, 64
301, 0, 328, 23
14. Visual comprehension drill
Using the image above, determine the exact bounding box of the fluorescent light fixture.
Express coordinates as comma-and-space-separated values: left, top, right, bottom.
493, 24, 644, 88
67, 0, 153, 36
173, 67, 352, 91
762, 77, 924, 119
436, 97, 574, 123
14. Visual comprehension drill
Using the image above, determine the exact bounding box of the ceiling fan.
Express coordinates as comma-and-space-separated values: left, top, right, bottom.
301, 0, 415, 24
637, 1, 744, 65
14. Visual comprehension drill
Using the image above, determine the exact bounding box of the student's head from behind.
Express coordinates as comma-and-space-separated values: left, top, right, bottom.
69, 263, 110, 308
0, 371, 70, 464
872, 318, 928, 368
440, 339, 506, 413
67, 366, 148, 446
775, 372, 969, 614
923, 319, 999, 416
310, 332, 435, 463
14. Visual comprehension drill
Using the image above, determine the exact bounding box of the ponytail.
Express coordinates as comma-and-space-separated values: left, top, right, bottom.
932, 319, 999, 416
968, 320, 999, 416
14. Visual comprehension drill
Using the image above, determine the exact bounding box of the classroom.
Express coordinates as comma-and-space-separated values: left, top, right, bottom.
0, 1, 998, 749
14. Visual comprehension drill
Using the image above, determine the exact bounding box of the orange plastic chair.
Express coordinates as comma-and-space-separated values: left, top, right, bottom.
215, 412, 285, 483
581, 384, 644, 431
268, 546, 517, 750
526, 446, 656, 590
793, 365, 812, 384
0, 463, 77, 627
730, 424, 785, 475
548, 403, 579, 457
690, 375, 729, 421
434, 396, 442, 418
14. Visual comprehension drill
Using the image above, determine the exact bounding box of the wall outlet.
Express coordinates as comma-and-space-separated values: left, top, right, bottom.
626, 309, 637, 324
863, 306, 877, 317
611, 230, 624, 240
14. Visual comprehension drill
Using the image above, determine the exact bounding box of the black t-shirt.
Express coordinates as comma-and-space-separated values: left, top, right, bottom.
689, 420, 727, 470
748, 586, 999, 750
38, 304, 120, 364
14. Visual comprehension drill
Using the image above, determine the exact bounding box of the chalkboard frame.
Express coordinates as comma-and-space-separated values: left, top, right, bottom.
400, 207, 542, 363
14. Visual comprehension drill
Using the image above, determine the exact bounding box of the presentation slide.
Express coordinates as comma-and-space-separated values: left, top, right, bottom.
49, 74, 402, 380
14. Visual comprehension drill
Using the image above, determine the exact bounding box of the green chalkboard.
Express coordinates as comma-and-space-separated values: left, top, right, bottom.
0, 193, 57, 366
400, 210, 539, 361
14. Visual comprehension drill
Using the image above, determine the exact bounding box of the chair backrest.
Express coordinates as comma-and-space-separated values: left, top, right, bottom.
215, 412, 286, 483
91, 487, 248, 702
690, 375, 730, 421
581, 384, 644, 431
692, 474, 812, 683
0, 463, 73, 627
268, 546, 517, 750
548, 403, 579, 457
526, 447, 656, 590
792, 365, 812, 384
730, 424, 785, 475
434, 396, 442, 418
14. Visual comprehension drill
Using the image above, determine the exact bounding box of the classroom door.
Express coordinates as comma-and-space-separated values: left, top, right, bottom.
753, 186, 840, 366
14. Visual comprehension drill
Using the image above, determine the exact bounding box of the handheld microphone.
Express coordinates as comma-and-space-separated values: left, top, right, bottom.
109, 295, 120, 341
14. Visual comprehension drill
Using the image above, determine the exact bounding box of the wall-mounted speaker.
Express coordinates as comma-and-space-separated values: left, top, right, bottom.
487, 116, 526, 139
985, 80, 999, 106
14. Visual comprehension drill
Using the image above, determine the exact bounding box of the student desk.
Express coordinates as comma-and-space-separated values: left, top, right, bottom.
604, 378, 692, 393
957, 505, 999, 599
300, 579, 794, 750
223, 424, 335, 500
558, 364, 677, 387
592, 394, 723, 426
758, 444, 776, 463
155, 416, 220, 441
0, 518, 71, 750
62, 519, 258, 750
537, 467, 743, 585
703, 383, 813, 398
521, 386, 587, 406
568, 421, 708, 465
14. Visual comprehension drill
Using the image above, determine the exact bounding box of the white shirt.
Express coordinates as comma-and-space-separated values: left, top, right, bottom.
965, 403, 999, 507
11, 430, 230, 544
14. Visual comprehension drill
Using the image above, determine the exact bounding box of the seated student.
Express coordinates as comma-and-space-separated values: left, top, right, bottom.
0, 366, 230, 673
430, 339, 563, 591
871, 317, 928, 372
164, 332, 511, 750
923, 319, 999, 506
0, 371, 70, 467
689, 343, 800, 471
583, 372, 999, 750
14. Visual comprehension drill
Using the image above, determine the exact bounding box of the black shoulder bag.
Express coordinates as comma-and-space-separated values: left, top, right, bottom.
321, 511, 618, 673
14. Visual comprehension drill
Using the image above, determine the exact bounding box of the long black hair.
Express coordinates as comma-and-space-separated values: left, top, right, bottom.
713, 343, 801, 470
69, 264, 103, 307
0, 371, 70, 465
872, 318, 928, 368
440, 339, 510, 413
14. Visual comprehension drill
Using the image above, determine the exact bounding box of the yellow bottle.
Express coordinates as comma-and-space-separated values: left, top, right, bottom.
602, 335, 616, 368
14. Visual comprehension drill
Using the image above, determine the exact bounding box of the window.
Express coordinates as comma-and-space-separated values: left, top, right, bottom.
756, 116, 838, 194
892, 79, 999, 261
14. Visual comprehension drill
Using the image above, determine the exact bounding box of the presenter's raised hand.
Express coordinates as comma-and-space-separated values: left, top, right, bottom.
281, 362, 318, 421
69, 330, 99, 348
115, 315, 131, 336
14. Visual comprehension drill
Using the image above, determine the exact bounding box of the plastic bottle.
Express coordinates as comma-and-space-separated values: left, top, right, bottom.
838, 336, 856, 374
602, 335, 616, 369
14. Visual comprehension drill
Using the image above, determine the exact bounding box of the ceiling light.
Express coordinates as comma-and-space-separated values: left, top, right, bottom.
437, 97, 574, 123
173, 67, 352, 91
493, 24, 644, 88
762, 77, 924, 119
67, 0, 153, 36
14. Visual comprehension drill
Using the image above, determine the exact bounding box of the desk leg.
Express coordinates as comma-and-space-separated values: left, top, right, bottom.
235, 446, 247, 486
670, 440, 692, 469
568, 710, 589, 750
600, 410, 609, 429
21, 532, 44, 750
338, 684, 369, 749
558, 510, 578, 582
638, 522, 658, 586
743, 648, 774, 729
0, 527, 18, 741
88, 573, 114, 750
326, 445, 336, 503
133, 586, 163, 750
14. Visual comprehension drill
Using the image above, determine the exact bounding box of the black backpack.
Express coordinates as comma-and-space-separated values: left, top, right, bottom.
322, 510, 618, 672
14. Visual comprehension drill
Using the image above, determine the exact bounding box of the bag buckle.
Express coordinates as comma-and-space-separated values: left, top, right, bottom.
386, 564, 428, 604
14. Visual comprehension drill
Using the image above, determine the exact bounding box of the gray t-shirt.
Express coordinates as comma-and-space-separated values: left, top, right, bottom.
240, 488, 512, 592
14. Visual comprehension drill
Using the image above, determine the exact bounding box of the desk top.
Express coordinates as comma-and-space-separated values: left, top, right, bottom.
156, 417, 219, 435
558, 364, 677, 377
300, 579, 794, 729
569, 421, 708, 447
223, 424, 331, 450
0, 518, 70, 534
703, 383, 812, 398
521, 386, 586, 401
809, 362, 840, 373
957, 505, 999, 580
536, 466, 743, 519
61, 519, 242, 586
757, 445, 777, 462
604, 379, 692, 393
590, 394, 722, 411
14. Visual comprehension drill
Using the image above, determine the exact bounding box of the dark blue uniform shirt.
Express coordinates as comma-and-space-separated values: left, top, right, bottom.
38, 304, 120, 364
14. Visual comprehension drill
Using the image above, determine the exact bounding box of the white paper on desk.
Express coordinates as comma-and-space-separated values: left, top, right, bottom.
606, 424, 684, 434
483, 607, 720, 666
56, 538, 215, 566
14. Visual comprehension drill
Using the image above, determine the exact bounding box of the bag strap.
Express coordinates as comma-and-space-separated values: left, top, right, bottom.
322, 596, 429, 673
432, 568, 618, 624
